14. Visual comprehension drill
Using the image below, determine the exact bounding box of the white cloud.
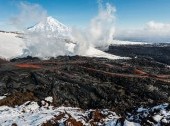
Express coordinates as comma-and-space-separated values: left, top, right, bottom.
116, 21, 170, 42
146, 21, 170, 32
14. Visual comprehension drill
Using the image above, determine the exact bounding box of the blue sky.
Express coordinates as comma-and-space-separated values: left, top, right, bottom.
114, 0, 170, 29
0, 0, 170, 42
0, 0, 169, 29
0, 0, 98, 29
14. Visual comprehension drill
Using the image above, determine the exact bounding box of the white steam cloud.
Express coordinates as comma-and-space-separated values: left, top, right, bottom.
2, 1, 170, 59
11, 2, 71, 58
72, 1, 116, 55
4, 0, 170, 60
20, 0, 117, 58
10, 2, 47, 31
23, 33, 71, 58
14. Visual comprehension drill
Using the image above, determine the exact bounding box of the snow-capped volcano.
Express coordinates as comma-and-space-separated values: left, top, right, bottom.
0, 16, 130, 59
27, 16, 70, 37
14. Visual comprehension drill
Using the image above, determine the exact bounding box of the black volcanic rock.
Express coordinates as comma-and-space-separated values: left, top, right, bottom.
106, 43, 170, 65
0, 56, 170, 116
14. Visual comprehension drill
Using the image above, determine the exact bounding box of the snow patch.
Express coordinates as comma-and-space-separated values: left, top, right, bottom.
111, 40, 147, 45
153, 115, 163, 122
0, 96, 6, 100
0, 32, 25, 59
45, 96, 53, 103
28, 16, 70, 38
84, 46, 128, 60
0, 98, 169, 126
127, 103, 170, 125
124, 120, 140, 126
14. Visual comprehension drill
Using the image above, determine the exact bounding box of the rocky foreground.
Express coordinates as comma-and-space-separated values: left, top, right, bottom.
0, 55, 170, 125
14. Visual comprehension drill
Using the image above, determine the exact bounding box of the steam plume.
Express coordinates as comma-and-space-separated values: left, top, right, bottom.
72, 0, 116, 55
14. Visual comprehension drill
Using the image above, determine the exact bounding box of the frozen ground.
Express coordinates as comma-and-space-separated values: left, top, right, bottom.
83, 46, 129, 60
0, 32, 130, 60
111, 40, 147, 45
0, 96, 169, 126
0, 96, 140, 126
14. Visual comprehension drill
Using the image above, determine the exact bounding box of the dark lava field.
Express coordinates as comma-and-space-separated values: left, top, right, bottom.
0, 44, 170, 125
107, 43, 170, 65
